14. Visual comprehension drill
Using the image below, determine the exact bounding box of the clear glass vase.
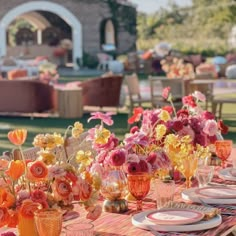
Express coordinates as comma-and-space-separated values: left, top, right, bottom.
100, 167, 128, 213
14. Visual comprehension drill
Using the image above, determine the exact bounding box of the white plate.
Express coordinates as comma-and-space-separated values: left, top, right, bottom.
145, 208, 204, 225
182, 187, 236, 204
132, 209, 222, 232
219, 168, 236, 181
195, 187, 236, 199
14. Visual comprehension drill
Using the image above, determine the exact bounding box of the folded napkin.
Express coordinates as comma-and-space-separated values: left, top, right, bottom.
163, 202, 220, 220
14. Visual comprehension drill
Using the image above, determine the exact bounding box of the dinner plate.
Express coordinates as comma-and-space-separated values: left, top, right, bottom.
219, 167, 236, 181
132, 209, 222, 232
195, 186, 236, 199
182, 187, 236, 204
145, 208, 204, 225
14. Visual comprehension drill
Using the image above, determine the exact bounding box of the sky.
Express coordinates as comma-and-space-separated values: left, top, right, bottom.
129, 0, 192, 14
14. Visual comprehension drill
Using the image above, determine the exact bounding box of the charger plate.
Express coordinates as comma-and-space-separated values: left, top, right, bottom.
132, 209, 222, 232
182, 187, 236, 204
195, 187, 236, 199
219, 168, 236, 181
145, 208, 204, 225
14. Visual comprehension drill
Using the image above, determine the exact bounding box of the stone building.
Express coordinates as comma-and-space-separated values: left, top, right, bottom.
0, 0, 137, 69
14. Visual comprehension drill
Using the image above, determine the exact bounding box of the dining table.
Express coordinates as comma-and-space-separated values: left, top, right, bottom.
64, 148, 236, 236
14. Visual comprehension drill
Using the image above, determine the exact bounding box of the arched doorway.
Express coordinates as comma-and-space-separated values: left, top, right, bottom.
0, 1, 82, 69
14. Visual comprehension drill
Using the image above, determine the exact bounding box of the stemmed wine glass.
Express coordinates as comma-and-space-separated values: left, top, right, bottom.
215, 140, 233, 168
127, 172, 151, 212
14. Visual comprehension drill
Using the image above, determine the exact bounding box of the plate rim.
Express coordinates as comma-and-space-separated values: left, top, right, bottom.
195, 186, 236, 199
219, 167, 236, 181
145, 208, 205, 225
132, 209, 222, 232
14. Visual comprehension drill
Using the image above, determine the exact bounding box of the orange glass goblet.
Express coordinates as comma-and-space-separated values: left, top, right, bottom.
127, 172, 151, 212
215, 140, 233, 168
34, 208, 62, 236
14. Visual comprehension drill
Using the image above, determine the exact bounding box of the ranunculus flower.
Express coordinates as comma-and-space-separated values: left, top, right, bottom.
127, 162, 141, 174
172, 120, 183, 132
30, 190, 47, 203
19, 199, 41, 219
27, 160, 48, 182
109, 149, 126, 166
139, 160, 149, 172
5, 160, 25, 181
72, 179, 92, 201
86, 205, 102, 221
128, 107, 143, 124
53, 179, 72, 200
203, 120, 218, 136
0, 207, 10, 227
8, 129, 27, 146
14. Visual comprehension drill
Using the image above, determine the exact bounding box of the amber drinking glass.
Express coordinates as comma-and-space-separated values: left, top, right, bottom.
127, 172, 151, 211
34, 209, 62, 236
215, 140, 233, 168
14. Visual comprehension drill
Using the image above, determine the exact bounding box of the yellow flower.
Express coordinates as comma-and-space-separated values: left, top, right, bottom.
194, 144, 211, 160
95, 128, 110, 145
72, 122, 84, 138
155, 124, 167, 140
159, 110, 171, 122
92, 174, 102, 191
53, 133, 64, 146
76, 150, 93, 166
39, 150, 56, 165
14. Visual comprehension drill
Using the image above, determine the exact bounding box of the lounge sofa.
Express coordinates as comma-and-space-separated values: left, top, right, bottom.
0, 79, 56, 113
66, 75, 124, 108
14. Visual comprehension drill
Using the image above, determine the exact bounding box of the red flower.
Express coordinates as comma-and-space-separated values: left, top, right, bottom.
162, 106, 174, 114
182, 95, 197, 107
109, 149, 126, 166
146, 152, 157, 165
217, 120, 229, 135
128, 107, 143, 124
130, 126, 139, 133
172, 120, 183, 132
202, 111, 215, 120
139, 160, 149, 172
127, 162, 141, 174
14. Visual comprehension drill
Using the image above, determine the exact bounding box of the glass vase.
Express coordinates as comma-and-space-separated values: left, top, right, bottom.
18, 213, 38, 236
100, 167, 128, 213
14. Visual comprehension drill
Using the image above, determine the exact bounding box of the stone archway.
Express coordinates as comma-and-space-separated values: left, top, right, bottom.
0, 1, 82, 69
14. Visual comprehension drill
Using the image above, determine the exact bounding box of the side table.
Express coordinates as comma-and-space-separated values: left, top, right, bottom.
56, 87, 83, 118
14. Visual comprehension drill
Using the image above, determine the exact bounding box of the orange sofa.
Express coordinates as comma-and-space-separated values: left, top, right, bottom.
0, 80, 56, 113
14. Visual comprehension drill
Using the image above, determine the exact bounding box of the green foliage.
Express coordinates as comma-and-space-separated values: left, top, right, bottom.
136, 0, 236, 55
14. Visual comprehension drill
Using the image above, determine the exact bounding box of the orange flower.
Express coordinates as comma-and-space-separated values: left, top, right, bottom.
19, 199, 42, 219
7, 209, 18, 228
8, 129, 27, 146
0, 188, 15, 208
27, 160, 48, 182
5, 160, 25, 181
0, 207, 10, 227
53, 179, 72, 200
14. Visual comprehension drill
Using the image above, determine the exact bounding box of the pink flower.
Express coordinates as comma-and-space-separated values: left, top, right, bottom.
48, 165, 66, 180
162, 87, 171, 100
86, 205, 102, 221
192, 91, 206, 102
203, 120, 218, 136
88, 112, 115, 126
126, 154, 140, 163
90, 163, 106, 178
109, 149, 126, 166
146, 152, 157, 165
124, 131, 149, 150
72, 178, 92, 201
177, 126, 195, 140
202, 111, 215, 120
194, 133, 208, 147
172, 120, 183, 132
182, 95, 197, 107
30, 190, 47, 202
127, 162, 141, 174
130, 126, 139, 133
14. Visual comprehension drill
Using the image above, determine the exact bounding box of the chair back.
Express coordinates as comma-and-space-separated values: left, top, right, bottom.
125, 73, 141, 97
148, 76, 163, 107
160, 78, 185, 99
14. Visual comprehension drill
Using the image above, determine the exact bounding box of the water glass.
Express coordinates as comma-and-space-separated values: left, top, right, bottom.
155, 179, 175, 209
196, 165, 214, 188
64, 222, 94, 236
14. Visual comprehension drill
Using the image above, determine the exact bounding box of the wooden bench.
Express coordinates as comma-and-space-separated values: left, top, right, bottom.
212, 98, 236, 119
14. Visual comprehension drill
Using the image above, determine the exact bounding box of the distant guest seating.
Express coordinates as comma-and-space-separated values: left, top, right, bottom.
7, 69, 28, 80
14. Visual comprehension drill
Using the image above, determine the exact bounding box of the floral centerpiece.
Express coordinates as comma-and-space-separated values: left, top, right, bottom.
127, 87, 229, 185
161, 57, 195, 79
0, 122, 102, 232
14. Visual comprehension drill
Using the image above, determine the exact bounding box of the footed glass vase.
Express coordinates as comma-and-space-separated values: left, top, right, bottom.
100, 167, 128, 213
